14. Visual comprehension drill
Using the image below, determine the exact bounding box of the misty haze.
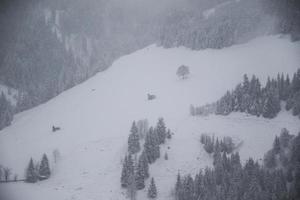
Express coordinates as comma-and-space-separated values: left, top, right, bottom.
0, 0, 300, 200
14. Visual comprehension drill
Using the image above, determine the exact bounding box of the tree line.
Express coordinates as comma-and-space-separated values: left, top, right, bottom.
121, 118, 173, 199
200, 134, 235, 154
191, 69, 300, 119
174, 129, 300, 200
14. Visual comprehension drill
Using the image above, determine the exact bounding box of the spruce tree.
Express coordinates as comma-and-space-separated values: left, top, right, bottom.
135, 155, 146, 190
262, 86, 281, 118
128, 121, 140, 154
121, 156, 129, 188
144, 127, 160, 164
121, 155, 134, 188
141, 151, 149, 178
26, 158, 38, 183
148, 177, 157, 199
39, 154, 51, 180
175, 173, 183, 200
156, 118, 167, 144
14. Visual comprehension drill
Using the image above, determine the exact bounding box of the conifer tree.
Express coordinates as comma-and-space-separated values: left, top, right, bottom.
148, 177, 157, 199
135, 155, 146, 190
121, 156, 129, 188
144, 127, 160, 164
128, 121, 140, 154
175, 173, 183, 200
140, 151, 149, 179
26, 158, 38, 183
156, 118, 167, 144
121, 155, 134, 188
39, 154, 51, 180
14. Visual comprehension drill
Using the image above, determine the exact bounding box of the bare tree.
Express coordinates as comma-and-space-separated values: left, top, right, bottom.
14, 174, 18, 182
4, 168, 11, 182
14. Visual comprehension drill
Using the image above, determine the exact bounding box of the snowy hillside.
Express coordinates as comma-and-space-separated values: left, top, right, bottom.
0, 35, 300, 200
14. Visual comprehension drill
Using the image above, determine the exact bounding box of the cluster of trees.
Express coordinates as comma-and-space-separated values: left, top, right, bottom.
121, 118, 172, 199
192, 69, 300, 119
200, 134, 235, 154
264, 128, 300, 197
174, 130, 300, 200
0, 92, 14, 130
25, 154, 51, 183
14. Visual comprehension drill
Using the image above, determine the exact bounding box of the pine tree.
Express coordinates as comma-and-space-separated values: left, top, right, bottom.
135, 154, 146, 190
156, 118, 167, 144
121, 155, 135, 188
128, 121, 140, 154
127, 172, 137, 200
121, 156, 129, 188
144, 127, 160, 164
262, 85, 281, 118
273, 136, 281, 154
26, 158, 38, 183
39, 154, 51, 180
175, 173, 183, 200
141, 151, 149, 178
148, 177, 157, 199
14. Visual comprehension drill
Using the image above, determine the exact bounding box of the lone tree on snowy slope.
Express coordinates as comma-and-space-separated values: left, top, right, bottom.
176, 65, 190, 79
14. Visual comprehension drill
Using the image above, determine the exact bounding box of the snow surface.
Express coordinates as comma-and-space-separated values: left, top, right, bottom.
0, 35, 300, 200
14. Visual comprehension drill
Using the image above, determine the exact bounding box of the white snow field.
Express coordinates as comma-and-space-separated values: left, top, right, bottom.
0, 35, 300, 200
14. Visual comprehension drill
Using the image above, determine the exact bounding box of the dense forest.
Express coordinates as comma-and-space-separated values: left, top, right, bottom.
174, 128, 300, 200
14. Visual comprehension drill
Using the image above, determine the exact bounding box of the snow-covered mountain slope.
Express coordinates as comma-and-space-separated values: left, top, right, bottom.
0, 35, 300, 200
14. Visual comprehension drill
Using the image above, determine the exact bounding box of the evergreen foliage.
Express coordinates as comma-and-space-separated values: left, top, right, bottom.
200, 134, 235, 154
39, 154, 51, 180
121, 155, 134, 188
156, 118, 167, 144
148, 177, 157, 199
128, 121, 141, 154
175, 129, 300, 200
192, 69, 300, 119
25, 158, 38, 183
144, 127, 160, 164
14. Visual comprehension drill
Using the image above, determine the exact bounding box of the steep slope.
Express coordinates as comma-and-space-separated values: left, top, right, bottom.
0, 35, 300, 200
